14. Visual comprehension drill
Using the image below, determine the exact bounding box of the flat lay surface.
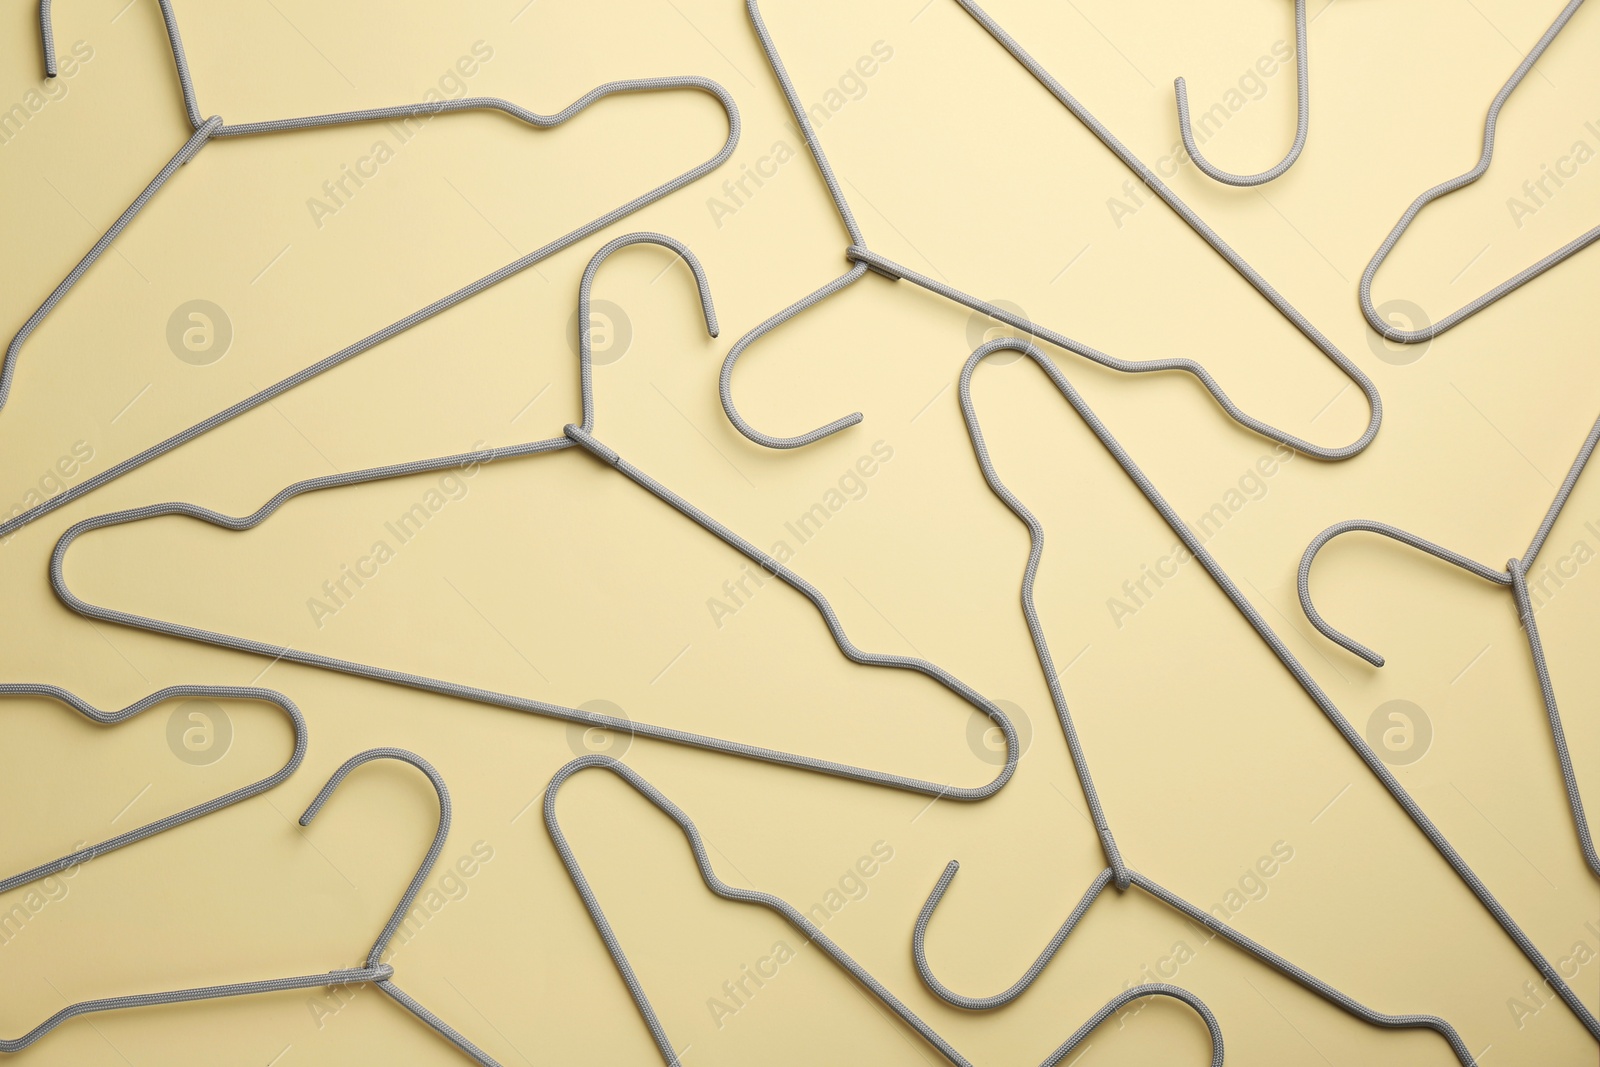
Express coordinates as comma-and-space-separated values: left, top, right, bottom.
1, 0, 1597, 1063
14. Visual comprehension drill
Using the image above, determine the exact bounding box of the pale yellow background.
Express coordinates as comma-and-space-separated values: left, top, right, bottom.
2, 0, 1598, 1063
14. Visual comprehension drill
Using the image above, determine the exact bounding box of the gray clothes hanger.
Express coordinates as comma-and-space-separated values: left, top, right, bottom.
45, 233, 1021, 803
950, 336, 1598, 1043
1174, 0, 1310, 186
720, 0, 1378, 460
0, 683, 304, 896
2, 747, 501, 1064
0, 0, 738, 544
1296, 414, 1600, 881
1360, 0, 1596, 343
543, 753, 1475, 1067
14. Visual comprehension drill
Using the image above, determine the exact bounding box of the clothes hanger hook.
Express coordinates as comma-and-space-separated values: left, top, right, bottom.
576, 232, 718, 435
298, 748, 451, 969
1296, 520, 1512, 667
1173, 0, 1309, 187
40, 0, 207, 129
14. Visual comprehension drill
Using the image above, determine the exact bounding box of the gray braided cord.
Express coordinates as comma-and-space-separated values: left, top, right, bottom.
1128, 870, 1476, 1064
377, 982, 502, 1067
1297, 520, 1513, 666
543, 755, 1223, 1067
949, 342, 1130, 882
1175, 0, 1309, 187
717, 262, 872, 449
1297, 416, 1600, 882
911, 861, 1473, 1064
46, 449, 1021, 802
1508, 562, 1600, 881
850, 245, 1370, 463
721, 0, 1380, 459
1360, 0, 1595, 343
41, 0, 204, 128
48, 235, 1019, 802
956, 338, 1600, 1040
297, 749, 451, 969
38, 0, 54, 78
0, 965, 392, 1054
742, 0, 864, 245
913, 862, 1113, 1010
299, 749, 504, 1065
0, 118, 220, 417
0, 684, 305, 895
1523, 413, 1600, 564
577, 234, 719, 434
0, 63, 738, 535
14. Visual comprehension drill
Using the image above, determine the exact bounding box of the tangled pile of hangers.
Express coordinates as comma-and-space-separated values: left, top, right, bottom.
5, 0, 1597, 1063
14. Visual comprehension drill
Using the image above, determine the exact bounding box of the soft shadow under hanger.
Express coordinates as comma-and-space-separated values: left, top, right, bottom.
1174, 0, 1310, 186
0, 0, 738, 542
0, 683, 305, 896
1296, 413, 1600, 881
718, 0, 1378, 460
1360, 0, 1597, 343
950, 336, 1597, 1042
544, 754, 1225, 1067
1, 748, 503, 1064
48, 233, 1019, 803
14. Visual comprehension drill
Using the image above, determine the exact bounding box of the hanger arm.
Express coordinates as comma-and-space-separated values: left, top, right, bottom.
1359, 0, 1594, 343
576, 232, 719, 435
0, 684, 306, 896
0, 965, 390, 1054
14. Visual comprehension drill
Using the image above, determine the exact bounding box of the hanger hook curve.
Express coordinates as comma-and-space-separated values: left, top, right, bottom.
914, 860, 1114, 1010
1174, 0, 1309, 187
0, 684, 306, 896
1296, 520, 1511, 666
578, 232, 718, 435
298, 748, 450, 969
40, 0, 207, 128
